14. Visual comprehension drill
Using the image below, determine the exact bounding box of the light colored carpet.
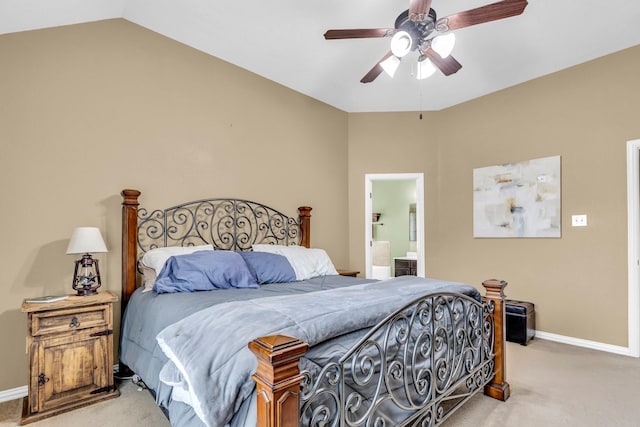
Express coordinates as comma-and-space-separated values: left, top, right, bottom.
446, 339, 640, 426
0, 380, 169, 427
1, 339, 639, 426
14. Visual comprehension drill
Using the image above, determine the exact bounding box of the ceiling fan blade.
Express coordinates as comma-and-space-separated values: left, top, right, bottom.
436, 0, 528, 32
409, 0, 433, 22
361, 51, 394, 83
324, 29, 396, 40
424, 48, 462, 76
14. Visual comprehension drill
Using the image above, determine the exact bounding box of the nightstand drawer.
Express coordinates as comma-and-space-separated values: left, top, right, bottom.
31, 304, 110, 337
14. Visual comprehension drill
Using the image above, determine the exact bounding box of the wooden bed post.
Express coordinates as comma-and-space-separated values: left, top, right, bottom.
298, 206, 312, 248
121, 189, 140, 307
249, 335, 308, 427
482, 279, 511, 401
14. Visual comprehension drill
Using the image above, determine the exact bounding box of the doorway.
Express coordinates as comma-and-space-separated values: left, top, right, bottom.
365, 173, 425, 279
626, 139, 640, 357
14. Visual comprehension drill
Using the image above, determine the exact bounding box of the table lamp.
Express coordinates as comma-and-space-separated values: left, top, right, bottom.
66, 227, 108, 296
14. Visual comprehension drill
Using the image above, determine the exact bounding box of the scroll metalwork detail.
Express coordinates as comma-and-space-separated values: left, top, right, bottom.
137, 198, 301, 254
300, 293, 495, 427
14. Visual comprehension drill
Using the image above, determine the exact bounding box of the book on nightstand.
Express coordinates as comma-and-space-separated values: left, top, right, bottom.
24, 295, 69, 304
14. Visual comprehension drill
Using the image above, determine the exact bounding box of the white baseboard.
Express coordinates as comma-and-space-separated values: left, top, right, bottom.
0, 385, 27, 403
535, 331, 633, 356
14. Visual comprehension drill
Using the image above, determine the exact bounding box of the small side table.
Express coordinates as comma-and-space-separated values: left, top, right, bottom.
20, 291, 119, 424
337, 269, 360, 277
394, 258, 417, 277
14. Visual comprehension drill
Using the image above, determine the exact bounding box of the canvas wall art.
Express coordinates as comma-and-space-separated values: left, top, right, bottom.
473, 155, 561, 238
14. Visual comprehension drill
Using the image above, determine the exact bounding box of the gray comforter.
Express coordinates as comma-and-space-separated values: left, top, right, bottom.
155, 276, 479, 427
120, 275, 374, 394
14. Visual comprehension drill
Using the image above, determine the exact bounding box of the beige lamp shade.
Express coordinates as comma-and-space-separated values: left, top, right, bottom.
66, 227, 108, 254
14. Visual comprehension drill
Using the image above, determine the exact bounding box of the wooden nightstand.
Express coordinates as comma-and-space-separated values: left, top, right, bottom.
337, 269, 360, 277
20, 291, 119, 424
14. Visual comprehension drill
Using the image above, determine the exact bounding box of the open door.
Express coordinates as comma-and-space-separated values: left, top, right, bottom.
365, 173, 425, 279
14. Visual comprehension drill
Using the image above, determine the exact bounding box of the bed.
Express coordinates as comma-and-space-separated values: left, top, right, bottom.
119, 189, 510, 427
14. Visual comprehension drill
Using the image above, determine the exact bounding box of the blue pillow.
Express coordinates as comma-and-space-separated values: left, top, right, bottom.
239, 251, 296, 284
153, 251, 259, 293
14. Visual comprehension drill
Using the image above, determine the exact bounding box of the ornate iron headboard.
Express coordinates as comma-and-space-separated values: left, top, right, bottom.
137, 198, 305, 254
121, 189, 312, 305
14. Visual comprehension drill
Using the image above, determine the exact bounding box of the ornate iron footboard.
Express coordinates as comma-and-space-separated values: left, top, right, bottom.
250, 280, 509, 427
299, 293, 494, 427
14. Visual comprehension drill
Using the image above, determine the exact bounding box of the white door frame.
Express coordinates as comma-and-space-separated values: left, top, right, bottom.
365, 173, 425, 279
626, 139, 640, 357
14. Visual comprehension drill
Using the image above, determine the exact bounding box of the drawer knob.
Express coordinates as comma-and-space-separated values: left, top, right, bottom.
69, 316, 80, 328
38, 373, 50, 386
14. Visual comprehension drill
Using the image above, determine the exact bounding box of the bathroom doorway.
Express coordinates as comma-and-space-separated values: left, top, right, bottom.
365, 173, 425, 279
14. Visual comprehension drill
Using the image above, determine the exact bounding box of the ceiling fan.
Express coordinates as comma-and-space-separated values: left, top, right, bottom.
324, 0, 528, 83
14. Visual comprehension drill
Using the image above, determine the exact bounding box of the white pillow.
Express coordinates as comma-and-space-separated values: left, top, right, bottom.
252, 244, 338, 280
140, 244, 214, 291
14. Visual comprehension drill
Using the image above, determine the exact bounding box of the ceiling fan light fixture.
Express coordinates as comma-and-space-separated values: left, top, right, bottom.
390, 30, 413, 58
380, 55, 401, 78
416, 56, 436, 80
324, 0, 529, 84
431, 33, 456, 58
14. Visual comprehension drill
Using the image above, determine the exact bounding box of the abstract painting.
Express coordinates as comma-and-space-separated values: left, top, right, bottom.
473, 155, 561, 238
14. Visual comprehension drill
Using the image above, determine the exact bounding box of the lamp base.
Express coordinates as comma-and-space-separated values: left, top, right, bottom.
75, 287, 99, 296
71, 254, 102, 297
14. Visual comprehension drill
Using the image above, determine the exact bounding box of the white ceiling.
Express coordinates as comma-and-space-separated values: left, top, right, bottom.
2, 0, 640, 112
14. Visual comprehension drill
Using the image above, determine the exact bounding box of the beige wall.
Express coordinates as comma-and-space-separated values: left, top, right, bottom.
0, 20, 349, 390
348, 45, 640, 348
1, 16, 638, 393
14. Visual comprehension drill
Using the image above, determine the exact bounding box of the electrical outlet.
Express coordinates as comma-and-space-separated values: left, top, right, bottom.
571, 214, 588, 227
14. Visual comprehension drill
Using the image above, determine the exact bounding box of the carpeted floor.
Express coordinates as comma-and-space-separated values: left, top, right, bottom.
446, 339, 640, 426
0, 379, 169, 427
1, 339, 639, 426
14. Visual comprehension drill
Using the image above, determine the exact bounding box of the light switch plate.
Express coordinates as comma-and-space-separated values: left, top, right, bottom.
572, 214, 587, 227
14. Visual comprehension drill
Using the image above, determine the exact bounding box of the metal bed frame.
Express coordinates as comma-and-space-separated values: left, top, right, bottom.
120, 189, 510, 427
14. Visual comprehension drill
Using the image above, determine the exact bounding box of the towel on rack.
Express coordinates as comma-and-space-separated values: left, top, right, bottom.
372, 241, 390, 266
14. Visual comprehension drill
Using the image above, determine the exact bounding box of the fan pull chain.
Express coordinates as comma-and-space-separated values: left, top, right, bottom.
419, 79, 424, 120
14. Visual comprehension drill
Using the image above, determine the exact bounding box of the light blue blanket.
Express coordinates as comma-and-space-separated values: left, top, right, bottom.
156, 276, 479, 427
